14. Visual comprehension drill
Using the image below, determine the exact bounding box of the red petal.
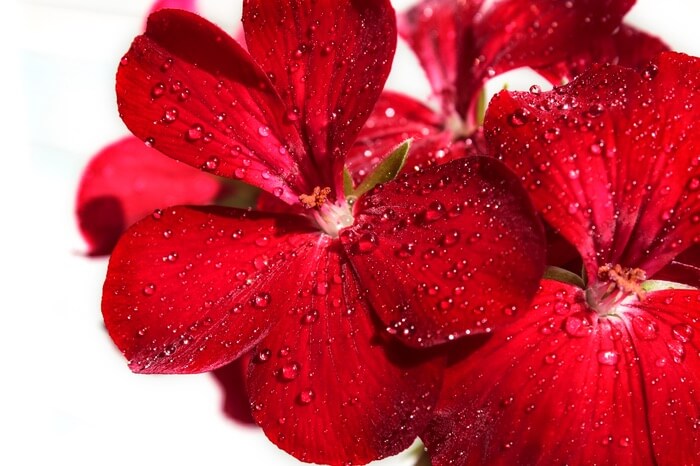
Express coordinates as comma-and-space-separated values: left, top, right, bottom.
399, 0, 482, 114
341, 157, 546, 347
485, 52, 700, 280
243, 0, 397, 188
424, 280, 700, 465
346, 91, 446, 184
211, 358, 255, 425
538, 23, 670, 84
655, 245, 700, 288
116, 10, 313, 204
76, 136, 222, 256
455, 0, 633, 117
102, 206, 320, 373
246, 240, 444, 465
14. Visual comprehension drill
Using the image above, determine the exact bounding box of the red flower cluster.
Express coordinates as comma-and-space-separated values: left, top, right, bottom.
78, 0, 700, 464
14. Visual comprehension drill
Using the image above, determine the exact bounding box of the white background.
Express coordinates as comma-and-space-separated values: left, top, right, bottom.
1, 1, 699, 465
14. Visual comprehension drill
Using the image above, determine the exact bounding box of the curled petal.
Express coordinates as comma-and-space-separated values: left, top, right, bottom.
456, 0, 634, 117
399, 0, 482, 114
485, 52, 700, 280
247, 241, 443, 465
341, 157, 546, 347
117, 9, 312, 204
102, 206, 320, 373
538, 24, 670, 84
243, 0, 397, 188
424, 280, 700, 465
76, 136, 222, 256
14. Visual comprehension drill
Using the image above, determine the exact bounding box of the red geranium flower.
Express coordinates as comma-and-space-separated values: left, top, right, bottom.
347, 0, 669, 182
423, 52, 700, 465
102, 2, 546, 464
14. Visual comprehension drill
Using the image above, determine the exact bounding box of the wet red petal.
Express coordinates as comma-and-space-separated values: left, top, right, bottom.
243, 0, 397, 188
455, 0, 633, 117
246, 240, 443, 465
424, 280, 700, 465
76, 136, 222, 256
102, 206, 321, 373
116, 10, 313, 204
211, 357, 255, 425
341, 157, 545, 347
485, 52, 700, 280
399, 0, 482, 114
346, 91, 445, 184
538, 24, 669, 84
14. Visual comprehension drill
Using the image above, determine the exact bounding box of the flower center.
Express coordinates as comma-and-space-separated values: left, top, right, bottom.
585, 263, 647, 315
299, 186, 354, 238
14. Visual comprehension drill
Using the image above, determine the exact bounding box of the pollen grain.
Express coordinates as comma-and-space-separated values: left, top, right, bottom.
299, 186, 332, 209
598, 263, 647, 301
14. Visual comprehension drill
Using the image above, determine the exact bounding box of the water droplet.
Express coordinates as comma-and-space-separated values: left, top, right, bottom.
422, 201, 446, 223
642, 64, 659, 80
256, 348, 271, 363
667, 340, 686, 363
509, 108, 530, 127
258, 126, 270, 137
151, 83, 166, 99
162, 107, 178, 124
301, 309, 319, 324
203, 156, 219, 171
234, 168, 247, 179
564, 313, 593, 337
142, 284, 156, 296
672, 323, 694, 343
440, 230, 461, 246
356, 232, 379, 253
187, 124, 204, 141
597, 350, 619, 366
631, 315, 659, 340
252, 292, 271, 309
280, 362, 300, 381
297, 389, 315, 405
152, 209, 163, 220
529, 85, 542, 94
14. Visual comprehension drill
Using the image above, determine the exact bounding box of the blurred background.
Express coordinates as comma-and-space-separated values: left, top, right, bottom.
2, 0, 699, 464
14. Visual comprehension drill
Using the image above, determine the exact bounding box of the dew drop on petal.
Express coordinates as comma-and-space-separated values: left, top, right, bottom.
151, 82, 166, 99
280, 362, 300, 381
252, 292, 271, 309
142, 283, 156, 296
356, 232, 379, 253
631, 315, 659, 340
162, 107, 178, 124
301, 309, 319, 324
297, 389, 315, 405
509, 108, 530, 127
597, 350, 619, 366
258, 126, 270, 137
671, 323, 694, 343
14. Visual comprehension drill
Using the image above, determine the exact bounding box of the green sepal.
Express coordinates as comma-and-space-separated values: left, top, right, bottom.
542, 266, 586, 289
343, 166, 355, 197
352, 138, 411, 198
642, 280, 697, 292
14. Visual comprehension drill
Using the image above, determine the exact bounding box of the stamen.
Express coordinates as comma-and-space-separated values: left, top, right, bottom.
299, 186, 331, 209
597, 263, 647, 301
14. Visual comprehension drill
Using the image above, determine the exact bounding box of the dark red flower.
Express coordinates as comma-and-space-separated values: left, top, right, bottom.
424, 52, 700, 465
347, 0, 668, 178
102, 2, 546, 464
